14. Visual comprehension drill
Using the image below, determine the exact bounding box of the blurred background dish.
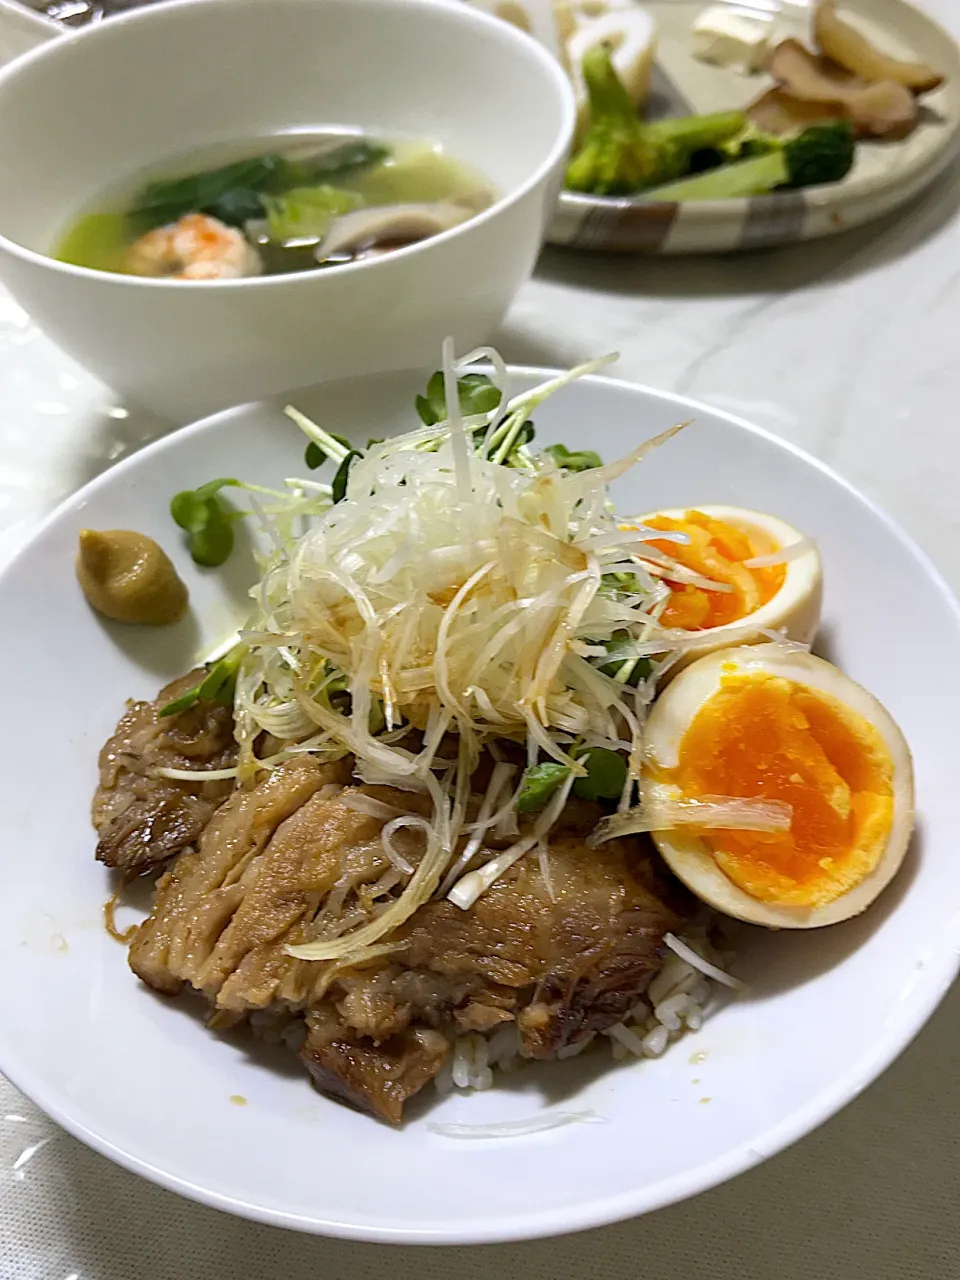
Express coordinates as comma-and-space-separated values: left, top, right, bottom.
0, 0, 574, 420
473, 0, 960, 253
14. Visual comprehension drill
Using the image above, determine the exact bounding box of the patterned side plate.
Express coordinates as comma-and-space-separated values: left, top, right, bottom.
549, 0, 960, 254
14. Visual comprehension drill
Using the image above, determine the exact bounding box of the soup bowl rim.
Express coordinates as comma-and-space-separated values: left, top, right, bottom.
0, 0, 576, 291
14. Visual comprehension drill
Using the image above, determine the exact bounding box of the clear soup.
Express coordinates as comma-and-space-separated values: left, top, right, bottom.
56, 132, 496, 281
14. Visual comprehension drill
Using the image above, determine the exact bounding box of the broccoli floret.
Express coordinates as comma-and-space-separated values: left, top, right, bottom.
565, 45, 746, 197
640, 121, 856, 202
782, 121, 856, 189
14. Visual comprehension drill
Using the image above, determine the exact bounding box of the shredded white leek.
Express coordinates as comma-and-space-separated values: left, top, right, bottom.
206, 343, 801, 965
339, 793, 413, 822
449, 770, 576, 909
589, 783, 792, 847
154, 765, 243, 783
743, 538, 816, 568
664, 933, 745, 991
212, 346, 704, 961
758, 627, 811, 653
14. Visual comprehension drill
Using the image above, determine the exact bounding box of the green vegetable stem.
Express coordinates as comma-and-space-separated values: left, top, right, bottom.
132, 156, 285, 232
304, 432, 351, 470
158, 645, 245, 717
306, 139, 390, 182
565, 44, 746, 197
642, 121, 856, 202
130, 140, 389, 233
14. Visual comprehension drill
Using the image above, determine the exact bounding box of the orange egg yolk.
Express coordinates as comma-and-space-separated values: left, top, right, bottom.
644, 511, 785, 631
672, 672, 894, 908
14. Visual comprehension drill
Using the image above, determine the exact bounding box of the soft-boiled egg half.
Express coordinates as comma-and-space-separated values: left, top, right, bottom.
644, 644, 914, 928
637, 506, 823, 663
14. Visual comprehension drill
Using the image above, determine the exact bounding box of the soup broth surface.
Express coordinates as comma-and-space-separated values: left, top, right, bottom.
56, 132, 496, 280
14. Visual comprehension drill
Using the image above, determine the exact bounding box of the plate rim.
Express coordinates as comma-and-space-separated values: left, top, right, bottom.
2, 366, 960, 1244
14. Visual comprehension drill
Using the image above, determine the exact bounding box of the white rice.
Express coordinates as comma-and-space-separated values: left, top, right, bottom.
434, 1031, 499, 1095
246, 930, 738, 1100
435, 928, 736, 1095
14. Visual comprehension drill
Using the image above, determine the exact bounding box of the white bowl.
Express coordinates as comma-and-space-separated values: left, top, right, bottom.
0, 368, 958, 1242
0, 0, 574, 420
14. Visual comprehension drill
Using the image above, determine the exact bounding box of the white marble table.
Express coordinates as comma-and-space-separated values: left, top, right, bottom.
3, 4, 960, 1275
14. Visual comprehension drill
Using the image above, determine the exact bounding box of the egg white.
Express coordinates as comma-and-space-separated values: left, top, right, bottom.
645, 644, 915, 929
640, 506, 823, 667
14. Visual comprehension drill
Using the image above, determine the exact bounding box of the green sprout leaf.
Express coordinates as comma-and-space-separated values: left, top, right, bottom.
416, 371, 502, 426
189, 519, 235, 568
304, 442, 325, 470
516, 762, 570, 813
414, 393, 437, 426
543, 443, 603, 472
458, 373, 503, 418
332, 450, 362, 503
170, 478, 241, 567
304, 432, 351, 470
517, 749, 629, 812
572, 748, 627, 802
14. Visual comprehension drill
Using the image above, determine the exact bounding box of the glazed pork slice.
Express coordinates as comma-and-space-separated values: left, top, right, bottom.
394, 829, 686, 1059
301, 1005, 450, 1125
92, 670, 238, 874
316, 829, 684, 1055
129, 755, 354, 996
300, 829, 686, 1121
127, 767, 686, 1122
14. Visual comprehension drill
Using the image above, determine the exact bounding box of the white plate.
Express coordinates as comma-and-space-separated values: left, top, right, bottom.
0, 368, 958, 1244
